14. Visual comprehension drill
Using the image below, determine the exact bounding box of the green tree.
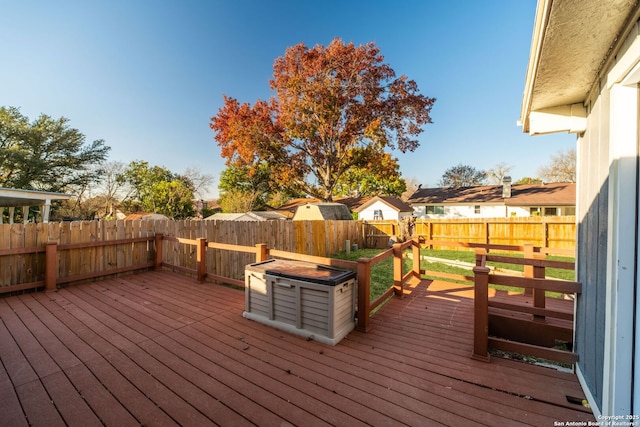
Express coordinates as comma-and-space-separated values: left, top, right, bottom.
218, 188, 261, 213
218, 162, 303, 210
438, 164, 486, 188
0, 106, 110, 192
218, 163, 273, 210
211, 38, 435, 201
118, 161, 195, 219
334, 152, 406, 197
514, 177, 542, 185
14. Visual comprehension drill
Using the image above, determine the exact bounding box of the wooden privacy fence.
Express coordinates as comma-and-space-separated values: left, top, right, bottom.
0, 219, 364, 292
365, 216, 576, 250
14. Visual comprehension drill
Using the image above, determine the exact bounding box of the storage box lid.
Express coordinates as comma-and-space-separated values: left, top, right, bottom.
246, 259, 356, 286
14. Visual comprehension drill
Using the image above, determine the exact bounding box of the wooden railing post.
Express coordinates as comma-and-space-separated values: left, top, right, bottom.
356, 257, 371, 332
472, 265, 491, 362
154, 233, 163, 271
532, 251, 546, 321
412, 238, 421, 279
255, 243, 268, 262
45, 242, 58, 291
523, 243, 533, 296
196, 237, 206, 283
392, 243, 403, 297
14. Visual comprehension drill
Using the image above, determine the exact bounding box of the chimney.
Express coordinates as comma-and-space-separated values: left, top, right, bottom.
502, 176, 512, 198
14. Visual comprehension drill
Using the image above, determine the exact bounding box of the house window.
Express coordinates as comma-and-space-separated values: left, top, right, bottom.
474, 205, 481, 214
373, 209, 383, 220
426, 205, 444, 215
563, 207, 576, 216
544, 207, 557, 216
530, 207, 541, 216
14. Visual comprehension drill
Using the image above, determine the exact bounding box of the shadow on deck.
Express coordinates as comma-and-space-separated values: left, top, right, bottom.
0, 270, 593, 426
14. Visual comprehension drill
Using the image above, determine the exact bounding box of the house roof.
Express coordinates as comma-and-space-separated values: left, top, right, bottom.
408, 182, 575, 206
292, 203, 353, 220
123, 212, 170, 221
276, 197, 365, 214
352, 196, 413, 213
205, 211, 288, 221
519, 0, 638, 134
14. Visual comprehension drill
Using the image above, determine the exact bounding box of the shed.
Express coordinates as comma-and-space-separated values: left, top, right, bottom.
292, 203, 353, 221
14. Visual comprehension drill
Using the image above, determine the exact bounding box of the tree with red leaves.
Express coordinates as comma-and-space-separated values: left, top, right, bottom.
210, 38, 435, 201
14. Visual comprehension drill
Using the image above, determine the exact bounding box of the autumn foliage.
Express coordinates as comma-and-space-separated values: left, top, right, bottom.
210, 38, 435, 201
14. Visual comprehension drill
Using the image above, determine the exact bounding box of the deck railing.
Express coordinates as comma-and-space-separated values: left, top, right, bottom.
471, 247, 581, 364
3, 229, 582, 356
157, 234, 422, 333
355, 238, 422, 332
24, 233, 419, 334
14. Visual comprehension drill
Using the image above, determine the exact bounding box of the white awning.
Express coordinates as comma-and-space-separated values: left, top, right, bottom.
0, 187, 74, 223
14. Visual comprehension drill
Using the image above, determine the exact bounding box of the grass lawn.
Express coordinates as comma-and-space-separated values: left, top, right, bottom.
330, 248, 412, 304
331, 247, 576, 301
420, 248, 575, 281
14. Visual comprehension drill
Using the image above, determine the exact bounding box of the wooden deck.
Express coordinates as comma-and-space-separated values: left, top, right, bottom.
0, 270, 594, 426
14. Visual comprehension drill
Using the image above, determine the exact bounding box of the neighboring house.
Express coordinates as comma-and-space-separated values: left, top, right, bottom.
519, 0, 639, 417
352, 196, 414, 221
408, 180, 575, 218
0, 187, 73, 223
275, 196, 409, 220
205, 211, 287, 221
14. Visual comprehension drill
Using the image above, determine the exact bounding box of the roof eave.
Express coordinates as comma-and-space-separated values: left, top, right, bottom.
519, 0, 552, 133
519, 0, 639, 136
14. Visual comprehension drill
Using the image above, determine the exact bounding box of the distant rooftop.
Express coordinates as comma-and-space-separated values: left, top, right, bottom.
408, 182, 575, 206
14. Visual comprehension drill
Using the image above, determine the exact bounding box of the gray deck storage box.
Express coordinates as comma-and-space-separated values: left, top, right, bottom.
243, 259, 356, 345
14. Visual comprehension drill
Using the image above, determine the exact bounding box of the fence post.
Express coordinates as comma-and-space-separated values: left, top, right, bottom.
45, 242, 57, 291
484, 222, 490, 253
255, 243, 268, 262
472, 265, 491, 362
356, 257, 371, 332
543, 220, 549, 248
196, 237, 206, 283
154, 233, 163, 271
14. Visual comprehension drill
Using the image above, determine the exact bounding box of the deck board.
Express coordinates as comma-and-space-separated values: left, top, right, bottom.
0, 270, 595, 426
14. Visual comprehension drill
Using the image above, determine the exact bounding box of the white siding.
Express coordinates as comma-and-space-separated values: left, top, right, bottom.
413, 204, 533, 218
358, 200, 408, 221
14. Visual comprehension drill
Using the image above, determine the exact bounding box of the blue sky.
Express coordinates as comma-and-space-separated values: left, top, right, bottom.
0, 1, 574, 198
